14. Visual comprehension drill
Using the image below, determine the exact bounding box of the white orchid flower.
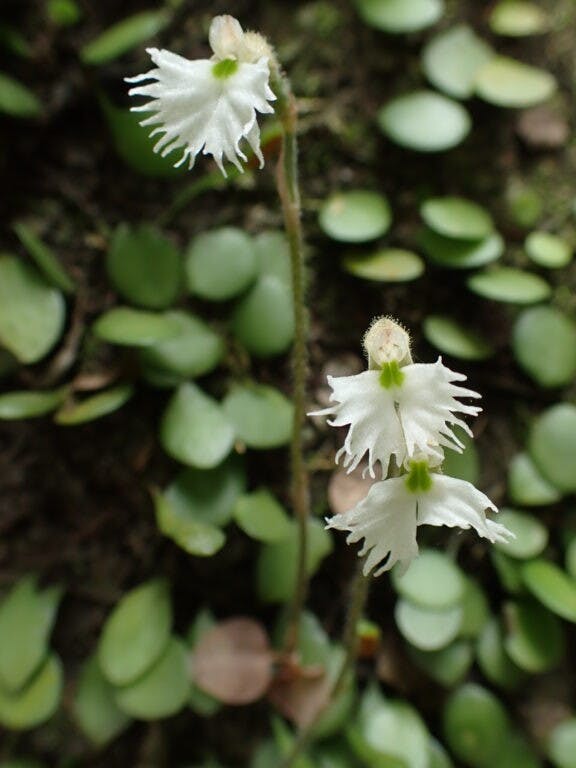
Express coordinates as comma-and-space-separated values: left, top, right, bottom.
310, 357, 481, 479
326, 460, 513, 577
126, 15, 276, 175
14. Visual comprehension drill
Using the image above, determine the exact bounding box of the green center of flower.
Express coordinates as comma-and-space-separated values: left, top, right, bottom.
379, 360, 405, 389
405, 460, 433, 493
212, 58, 239, 79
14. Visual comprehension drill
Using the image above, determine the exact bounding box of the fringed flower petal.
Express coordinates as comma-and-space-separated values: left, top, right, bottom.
397, 358, 481, 459
126, 47, 275, 175
326, 478, 419, 576
417, 474, 513, 544
309, 371, 406, 478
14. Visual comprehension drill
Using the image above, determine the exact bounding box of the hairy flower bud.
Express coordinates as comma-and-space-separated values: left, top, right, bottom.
363, 317, 412, 369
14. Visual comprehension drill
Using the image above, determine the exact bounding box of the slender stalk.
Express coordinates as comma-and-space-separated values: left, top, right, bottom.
273, 74, 310, 654
280, 561, 372, 768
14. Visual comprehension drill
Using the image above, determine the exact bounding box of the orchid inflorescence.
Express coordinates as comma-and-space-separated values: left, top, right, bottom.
310, 318, 513, 576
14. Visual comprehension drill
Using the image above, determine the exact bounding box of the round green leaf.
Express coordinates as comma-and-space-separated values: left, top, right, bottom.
98, 579, 172, 687
420, 229, 504, 268
467, 267, 551, 304
506, 181, 543, 228
186, 227, 257, 301
507, 452, 561, 506
354, 0, 444, 33
0, 255, 65, 364
164, 456, 245, 528
422, 25, 494, 99
223, 383, 293, 449
343, 248, 424, 282
0, 577, 61, 693
253, 231, 291, 285
13, 222, 75, 294
525, 232, 572, 269
378, 91, 471, 152
257, 519, 333, 603
513, 306, 576, 388
234, 489, 292, 543
100, 97, 184, 178
140, 311, 224, 382
106, 224, 182, 309
0, 388, 67, 420
55, 385, 133, 426
428, 740, 455, 768
442, 429, 480, 485
0, 72, 40, 118
566, 538, 576, 581
475, 56, 556, 108
319, 191, 391, 243
494, 509, 548, 559
160, 383, 234, 469
529, 404, 576, 493
73, 656, 131, 746
311, 646, 356, 741
93, 307, 180, 347
114, 637, 190, 720
293, 611, 332, 666
47, 0, 82, 26
348, 697, 431, 768
392, 550, 465, 608
504, 599, 565, 672
421, 197, 494, 240
231, 275, 294, 357
153, 492, 225, 557
476, 617, 526, 690
0, 654, 62, 730
491, 549, 525, 593
411, 640, 473, 686
395, 600, 463, 650
548, 719, 576, 768
423, 315, 494, 360
81, 10, 170, 65
521, 559, 576, 622
459, 578, 489, 638
443, 684, 510, 768
489, 0, 548, 36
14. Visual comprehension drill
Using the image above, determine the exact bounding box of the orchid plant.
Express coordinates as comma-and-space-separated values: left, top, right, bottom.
127, 15, 512, 767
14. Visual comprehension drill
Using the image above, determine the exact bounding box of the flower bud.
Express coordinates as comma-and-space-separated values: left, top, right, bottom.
363, 317, 412, 370
209, 16, 274, 65
209, 15, 245, 60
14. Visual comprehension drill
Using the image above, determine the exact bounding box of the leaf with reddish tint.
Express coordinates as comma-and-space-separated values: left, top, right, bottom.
268, 666, 330, 728
190, 618, 273, 705
328, 464, 378, 516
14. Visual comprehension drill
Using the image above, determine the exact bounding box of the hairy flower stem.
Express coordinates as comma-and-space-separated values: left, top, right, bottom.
273, 73, 310, 654
280, 561, 372, 768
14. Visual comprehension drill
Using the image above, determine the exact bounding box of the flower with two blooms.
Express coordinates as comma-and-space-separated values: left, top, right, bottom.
126, 15, 276, 175
311, 318, 513, 576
